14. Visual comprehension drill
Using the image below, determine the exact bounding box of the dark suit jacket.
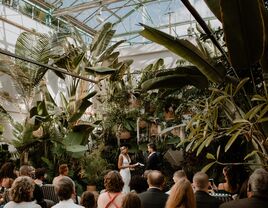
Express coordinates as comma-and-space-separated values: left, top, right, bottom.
195, 190, 222, 208
146, 152, 159, 170
138, 188, 168, 208
219, 195, 268, 208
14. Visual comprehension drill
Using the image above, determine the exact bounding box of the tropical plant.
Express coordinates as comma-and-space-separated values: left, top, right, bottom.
0, 22, 126, 169
139, 0, 268, 170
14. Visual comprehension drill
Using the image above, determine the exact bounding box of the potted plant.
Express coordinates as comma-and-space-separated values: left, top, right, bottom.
81, 144, 110, 191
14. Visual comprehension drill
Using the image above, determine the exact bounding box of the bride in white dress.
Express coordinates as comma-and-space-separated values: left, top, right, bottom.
118, 146, 137, 193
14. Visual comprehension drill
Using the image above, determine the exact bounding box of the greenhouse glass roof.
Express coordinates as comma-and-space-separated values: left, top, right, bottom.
26, 0, 216, 46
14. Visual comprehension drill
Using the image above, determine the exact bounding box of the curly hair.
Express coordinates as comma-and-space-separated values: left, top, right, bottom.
104, 171, 124, 193
9, 176, 34, 203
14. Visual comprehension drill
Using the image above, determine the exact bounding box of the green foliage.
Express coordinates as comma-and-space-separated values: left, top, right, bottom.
139, 0, 268, 170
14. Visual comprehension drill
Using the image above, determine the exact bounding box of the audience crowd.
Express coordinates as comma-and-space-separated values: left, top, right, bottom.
0, 147, 268, 208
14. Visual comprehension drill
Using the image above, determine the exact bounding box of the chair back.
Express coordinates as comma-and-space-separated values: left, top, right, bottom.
41, 184, 59, 203
211, 193, 233, 202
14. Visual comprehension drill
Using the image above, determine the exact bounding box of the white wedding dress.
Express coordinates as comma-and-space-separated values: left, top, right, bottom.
119, 154, 131, 193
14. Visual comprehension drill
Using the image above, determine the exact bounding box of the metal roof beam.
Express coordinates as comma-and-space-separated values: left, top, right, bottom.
53, 0, 126, 17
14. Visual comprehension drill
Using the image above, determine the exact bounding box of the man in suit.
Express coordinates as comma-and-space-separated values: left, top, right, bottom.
220, 168, 268, 208
146, 143, 160, 170
193, 171, 222, 208
138, 170, 168, 208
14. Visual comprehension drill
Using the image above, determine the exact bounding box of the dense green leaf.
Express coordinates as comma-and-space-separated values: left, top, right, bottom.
244, 103, 265, 120
141, 74, 209, 91
196, 139, 207, 156
201, 162, 216, 173
206, 153, 216, 160
139, 24, 224, 83
244, 150, 260, 160
233, 77, 250, 96
97, 40, 125, 63
221, 0, 265, 68
85, 66, 116, 75
225, 128, 243, 152
216, 145, 221, 160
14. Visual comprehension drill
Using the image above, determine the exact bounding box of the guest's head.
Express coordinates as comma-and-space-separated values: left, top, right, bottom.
19, 165, 35, 178
122, 192, 142, 208
9, 176, 35, 203
58, 164, 69, 176
35, 168, 46, 180
0, 161, 17, 179
223, 166, 237, 191
147, 143, 156, 153
104, 171, 124, 193
147, 170, 165, 189
165, 178, 195, 208
173, 170, 187, 183
193, 171, 209, 191
247, 168, 268, 197
143, 170, 152, 179
2, 177, 14, 188
55, 176, 75, 201
129, 175, 148, 193
80, 191, 96, 208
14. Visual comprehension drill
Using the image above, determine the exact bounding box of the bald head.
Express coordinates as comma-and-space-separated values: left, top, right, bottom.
193, 171, 209, 190
147, 170, 165, 188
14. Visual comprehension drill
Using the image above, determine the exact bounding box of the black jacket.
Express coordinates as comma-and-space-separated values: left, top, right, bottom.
195, 190, 222, 208
146, 152, 159, 170
219, 195, 268, 208
138, 188, 168, 208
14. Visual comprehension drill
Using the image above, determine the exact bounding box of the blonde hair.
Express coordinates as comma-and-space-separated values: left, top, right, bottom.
165, 178, 195, 208
9, 176, 34, 203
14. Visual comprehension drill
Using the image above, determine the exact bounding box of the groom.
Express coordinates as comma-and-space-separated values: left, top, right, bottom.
146, 143, 160, 170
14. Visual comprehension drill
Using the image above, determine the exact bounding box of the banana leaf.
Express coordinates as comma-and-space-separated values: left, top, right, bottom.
139, 24, 223, 83
68, 91, 97, 123
91, 23, 115, 57
221, 0, 265, 68
85, 66, 117, 75
141, 66, 209, 91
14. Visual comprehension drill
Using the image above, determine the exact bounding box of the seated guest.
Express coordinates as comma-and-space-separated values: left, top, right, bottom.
20, 165, 47, 208
166, 170, 187, 194
193, 172, 222, 208
97, 171, 125, 208
220, 168, 268, 208
129, 175, 148, 193
34, 168, 47, 186
165, 178, 195, 208
52, 176, 83, 208
52, 164, 69, 186
80, 191, 96, 208
138, 170, 168, 208
4, 176, 41, 208
218, 166, 239, 194
122, 193, 142, 208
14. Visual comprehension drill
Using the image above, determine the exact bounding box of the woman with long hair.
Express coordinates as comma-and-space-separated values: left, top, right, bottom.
118, 146, 137, 193
218, 166, 239, 194
165, 178, 195, 208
